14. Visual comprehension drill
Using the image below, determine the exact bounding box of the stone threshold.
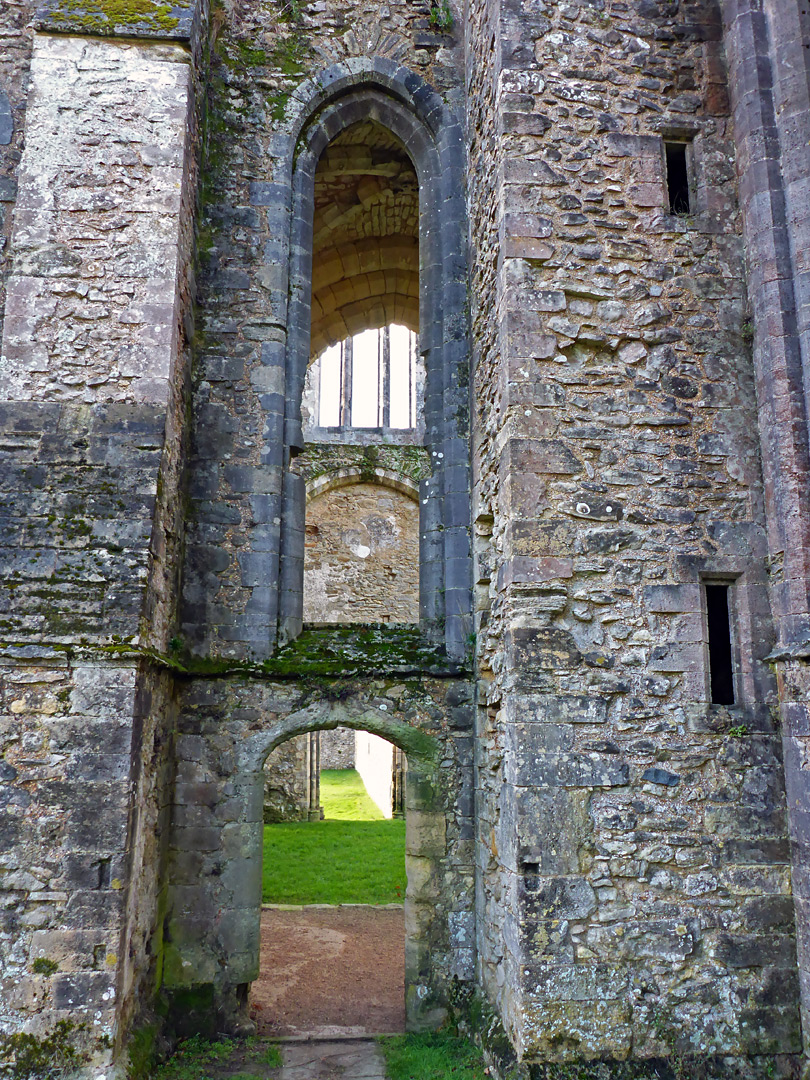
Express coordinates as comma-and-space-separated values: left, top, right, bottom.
271, 1033, 403, 1041
261, 902, 404, 910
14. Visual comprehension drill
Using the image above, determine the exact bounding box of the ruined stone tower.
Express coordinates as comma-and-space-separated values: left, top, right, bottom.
1, 0, 810, 1073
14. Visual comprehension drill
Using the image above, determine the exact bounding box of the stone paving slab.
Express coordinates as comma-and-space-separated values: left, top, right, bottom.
278, 1039, 388, 1079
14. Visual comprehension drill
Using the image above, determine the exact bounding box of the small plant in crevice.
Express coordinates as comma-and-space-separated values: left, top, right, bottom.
448, 983, 517, 1074
276, 0, 303, 20
429, 0, 453, 29
31, 958, 59, 976
149, 1035, 282, 1079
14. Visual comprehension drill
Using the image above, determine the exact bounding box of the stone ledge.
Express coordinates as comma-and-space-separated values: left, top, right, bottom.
34, 0, 200, 40
0, 623, 469, 678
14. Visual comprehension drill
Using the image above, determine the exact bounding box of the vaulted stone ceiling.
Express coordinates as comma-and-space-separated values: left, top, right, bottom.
310, 120, 419, 358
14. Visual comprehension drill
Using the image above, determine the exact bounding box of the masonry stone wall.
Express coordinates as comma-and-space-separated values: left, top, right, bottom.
2, 0, 810, 1073
0, 0, 35, 356
320, 726, 355, 769
303, 482, 419, 623
0, 19, 200, 1075
467, 0, 797, 1064
263, 733, 312, 822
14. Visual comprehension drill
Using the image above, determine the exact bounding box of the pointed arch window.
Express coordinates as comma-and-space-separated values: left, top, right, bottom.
276, 63, 474, 658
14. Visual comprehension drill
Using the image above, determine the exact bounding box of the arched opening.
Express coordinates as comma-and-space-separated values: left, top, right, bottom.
291, 119, 427, 629
163, 676, 473, 1041
217, 700, 445, 1035
255, 727, 408, 1036
278, 63, 472, 657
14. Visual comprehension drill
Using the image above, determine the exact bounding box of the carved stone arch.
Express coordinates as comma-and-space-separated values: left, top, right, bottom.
275, 60, 472, 659
305, 467, 420, 504
241, 697, 439, 773
224, 694, 447, 1028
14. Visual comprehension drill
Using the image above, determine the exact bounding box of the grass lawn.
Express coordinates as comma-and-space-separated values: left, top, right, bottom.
262, 769, 406, 905
318, 767, 386, 820
379, 1032, 490, 1080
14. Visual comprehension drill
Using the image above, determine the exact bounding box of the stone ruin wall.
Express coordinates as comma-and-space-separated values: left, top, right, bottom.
355, 729, 399, 818
0, 0, 34, 353
0, 8, 203, 1066
303, 481, 420, 624
467, 0, 797, 1064
263, 732, 312, 822
178, 0, 464, 660
0, 0, 808, 1074
320, 726, 355, 769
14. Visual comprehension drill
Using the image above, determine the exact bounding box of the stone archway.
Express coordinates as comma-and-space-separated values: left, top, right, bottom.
251, 701, 441, 1032
162, 673, 475, 1037
275, 60, 472, 657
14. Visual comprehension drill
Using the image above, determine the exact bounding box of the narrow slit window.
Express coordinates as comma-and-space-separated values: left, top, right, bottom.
665, 141, 691, 214
705, 583, 735, 705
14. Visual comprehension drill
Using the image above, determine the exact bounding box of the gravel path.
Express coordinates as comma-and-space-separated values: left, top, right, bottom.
251, 904, 406, 1038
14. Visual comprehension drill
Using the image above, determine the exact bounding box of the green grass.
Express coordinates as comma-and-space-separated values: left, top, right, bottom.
320, 768, 386, 819
262, 769, 405, 905
378, 1032, 489, 1079
150, 1036, 282, 1079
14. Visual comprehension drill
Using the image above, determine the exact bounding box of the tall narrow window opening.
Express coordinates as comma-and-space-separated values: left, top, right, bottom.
298, 121, 424, 626
280, 67, 473, 656
665, 141, 691, 214
705, 582, 735, 705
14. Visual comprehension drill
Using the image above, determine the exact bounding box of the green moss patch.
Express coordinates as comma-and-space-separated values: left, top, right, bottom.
42, 0, 180, 35
261, 623, 459, 677
150, 1035, 282, 1079
0, 1020, 90, 1079
165, 624, 461, 679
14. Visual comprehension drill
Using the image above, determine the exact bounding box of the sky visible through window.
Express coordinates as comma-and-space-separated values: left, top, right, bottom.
317, 324, 417, 429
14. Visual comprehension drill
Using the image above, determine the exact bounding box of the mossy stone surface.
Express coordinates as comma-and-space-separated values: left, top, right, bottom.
35, 0, 196, 38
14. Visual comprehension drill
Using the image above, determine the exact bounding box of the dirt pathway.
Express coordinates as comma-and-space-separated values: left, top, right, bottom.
251, 905, 406, 1038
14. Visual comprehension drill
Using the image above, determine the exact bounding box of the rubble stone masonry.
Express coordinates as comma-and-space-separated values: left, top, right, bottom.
0, 0, 810, 1075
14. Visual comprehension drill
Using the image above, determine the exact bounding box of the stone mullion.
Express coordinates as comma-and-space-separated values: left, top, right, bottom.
339, 334, 353, 428
381, 324, 391, 429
